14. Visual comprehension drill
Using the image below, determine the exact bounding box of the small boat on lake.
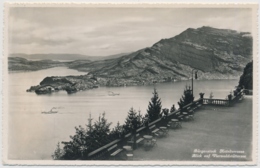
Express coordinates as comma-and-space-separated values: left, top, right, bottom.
41, 107, 58, 114
108, 91, 120, 96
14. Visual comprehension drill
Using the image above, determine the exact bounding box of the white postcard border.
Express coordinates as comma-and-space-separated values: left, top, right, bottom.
2, 2, 258, 166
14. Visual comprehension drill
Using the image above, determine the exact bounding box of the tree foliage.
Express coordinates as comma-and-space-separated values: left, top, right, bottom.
52, 108, 145, 160
239, 61, 253, 90
53, 112, 113, 160
52, 142, 63, 160
146, 88, 162, 122
170, 104, 176, 113
178, 86, 194, 109
52, 89, 165, 160
123, 107, 143, 132
110, 122, 125, 139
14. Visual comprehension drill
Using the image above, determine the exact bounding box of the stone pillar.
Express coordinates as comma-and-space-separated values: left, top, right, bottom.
199, 93, 204, 99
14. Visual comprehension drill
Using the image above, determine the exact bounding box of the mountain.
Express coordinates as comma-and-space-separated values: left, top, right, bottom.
8, 57, 65, 71
67, 49, 145, 72
9, 52, 129, 61
72, 26, 252, 81
27, 26, 253, 94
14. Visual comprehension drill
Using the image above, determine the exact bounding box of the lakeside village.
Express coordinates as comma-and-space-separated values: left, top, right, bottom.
27, 74, 177, 95
52, 62, 252, 160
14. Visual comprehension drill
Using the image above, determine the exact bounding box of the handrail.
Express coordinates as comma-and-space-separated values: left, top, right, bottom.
243, 89, 253, 95
124, 133, 131, 138
87, 97, 206, 159
203, 98, 229, 101
136, 126, 146, 132
168, 109, 181, 117
149, 118, 161, 126
88, 139, 121, 157
203, 90, 244, 106
79, 90, 244, 159
135, 99, 203, 133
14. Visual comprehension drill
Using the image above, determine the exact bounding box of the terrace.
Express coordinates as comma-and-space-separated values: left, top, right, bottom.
133, 96, 252, 161
82, 90, 251, 161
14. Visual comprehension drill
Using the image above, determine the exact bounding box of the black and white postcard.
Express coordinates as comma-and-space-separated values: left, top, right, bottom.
2, 3, 258, 166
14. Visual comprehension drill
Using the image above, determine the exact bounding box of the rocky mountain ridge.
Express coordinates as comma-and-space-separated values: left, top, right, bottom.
26, 26, 253, 94
78, 26, 252, 81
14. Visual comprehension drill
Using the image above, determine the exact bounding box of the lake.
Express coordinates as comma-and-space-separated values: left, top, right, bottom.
8, 67, 238, 160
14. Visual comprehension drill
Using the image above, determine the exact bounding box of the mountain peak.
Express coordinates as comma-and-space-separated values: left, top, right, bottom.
198, 26, 216, 30
196, 26, 239, 34
15, 26, 252, 83
82, 26, 252, 82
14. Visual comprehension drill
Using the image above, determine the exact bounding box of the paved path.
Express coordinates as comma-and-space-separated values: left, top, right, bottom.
133, 96, 253, 161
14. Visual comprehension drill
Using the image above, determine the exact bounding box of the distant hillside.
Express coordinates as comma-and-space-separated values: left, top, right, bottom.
8, 57, 65, 71
27, 26, 253, 94
67, 49, 145, 72
9, 52, 129, 61
72, 26, 252, 81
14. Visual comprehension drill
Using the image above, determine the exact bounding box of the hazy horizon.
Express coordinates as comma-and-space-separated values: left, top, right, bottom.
8, 52, 131, 57
9, 7, 252, 57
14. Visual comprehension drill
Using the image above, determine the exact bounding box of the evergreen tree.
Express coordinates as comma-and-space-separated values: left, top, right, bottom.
92, 112, 112, 146
110, 122, 124, 139
52, 142, 64, 160
124, 107, 142, 132
178, 86, 194, 109
60, 112, 112, 160
137, 109, 143, 127
86, 113, 93, 133
61, 125, 87, 160
146, 88, 162, 122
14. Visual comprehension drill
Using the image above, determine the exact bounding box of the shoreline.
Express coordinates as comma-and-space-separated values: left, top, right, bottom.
25, 72, 240, 95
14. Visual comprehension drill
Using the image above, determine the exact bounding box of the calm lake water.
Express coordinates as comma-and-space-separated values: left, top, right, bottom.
8, 67, 238, 160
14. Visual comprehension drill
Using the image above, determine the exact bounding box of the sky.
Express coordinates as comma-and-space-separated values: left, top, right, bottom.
8, 7, 252, 56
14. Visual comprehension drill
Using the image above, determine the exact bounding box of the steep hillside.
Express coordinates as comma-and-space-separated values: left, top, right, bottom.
27, 26, 253, 94
81, 26, 252, 81
151, 26, 252, 71
67, 49, 144, 72
239, 61, 253, 90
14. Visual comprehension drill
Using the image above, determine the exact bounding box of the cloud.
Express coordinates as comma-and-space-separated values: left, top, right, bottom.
9, 17, 83, 46
9, 16, 39, 33
8, 7, 253, 56
11, 29, 76, 46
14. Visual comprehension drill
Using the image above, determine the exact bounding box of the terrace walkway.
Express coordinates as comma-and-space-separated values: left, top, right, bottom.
133, 96, 253, 161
